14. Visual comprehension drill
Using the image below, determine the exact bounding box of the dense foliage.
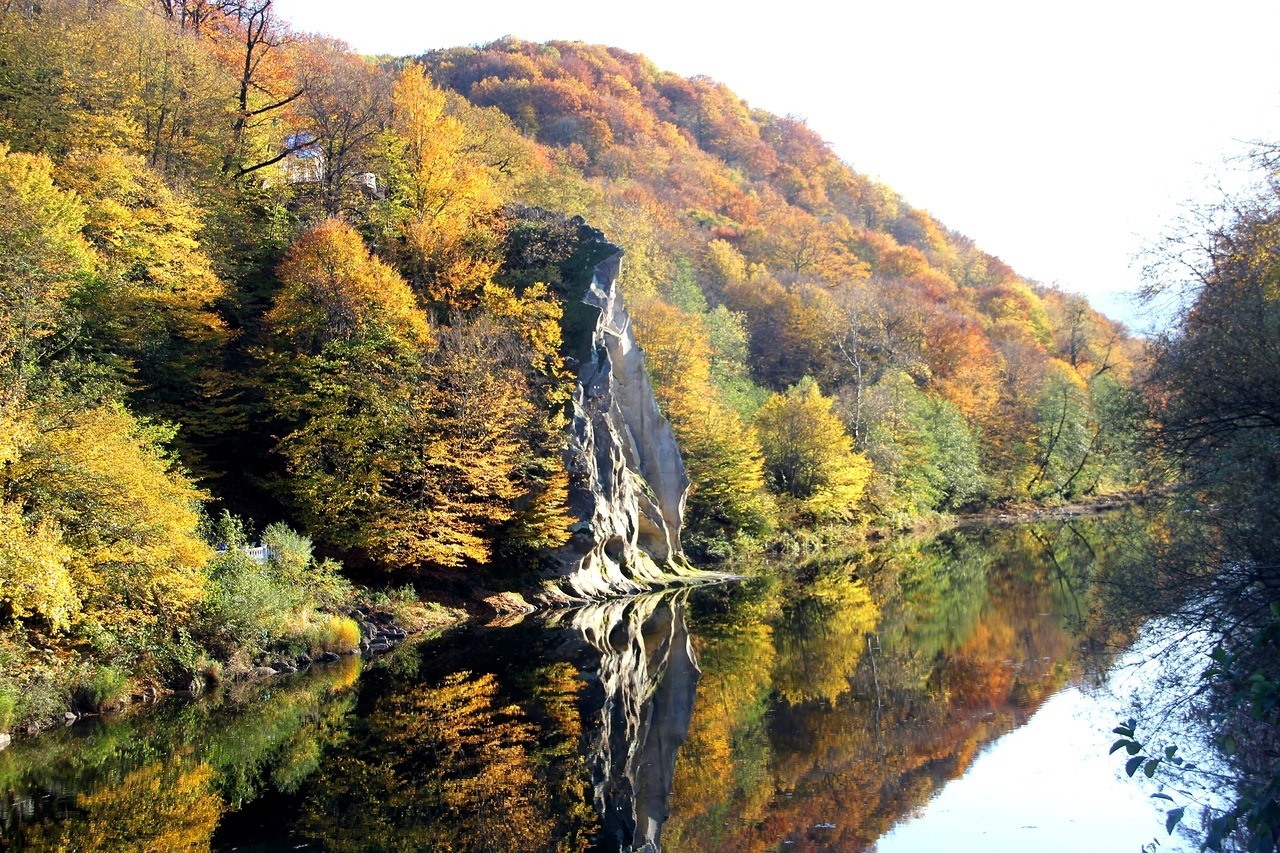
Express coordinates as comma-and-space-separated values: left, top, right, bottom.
1108, 150, 1280, 851
420, 37, 1145, 525
0, 0, 1143, 726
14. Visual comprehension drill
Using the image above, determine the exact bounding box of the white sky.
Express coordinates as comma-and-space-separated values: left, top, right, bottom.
273, 0, 1280, 330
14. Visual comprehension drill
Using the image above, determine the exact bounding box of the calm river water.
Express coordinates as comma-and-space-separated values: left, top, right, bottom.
0, 514, 1209, 851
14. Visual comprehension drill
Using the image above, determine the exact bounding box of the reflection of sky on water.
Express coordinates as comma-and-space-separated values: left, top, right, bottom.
875, 625, 1222, 853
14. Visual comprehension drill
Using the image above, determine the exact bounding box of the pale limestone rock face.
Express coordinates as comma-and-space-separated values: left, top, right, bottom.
540, 243, 703, 602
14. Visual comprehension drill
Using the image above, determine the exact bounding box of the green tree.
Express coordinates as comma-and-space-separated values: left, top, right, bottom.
861, 370, 983, 520
1027, 360, 1093, 498
755, 377, 871, 522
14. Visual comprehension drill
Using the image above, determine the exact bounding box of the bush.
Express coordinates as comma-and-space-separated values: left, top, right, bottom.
306, 615, 360, 654
18, 677, 67, 730
270, 611, 359, 657
388, 584, 418, 604
0, 683, 18, 731
301, 558, 352, 610
74, 665, 130, 712
194, 515, 357, 663
261, 522, 313, 585
201, 553, 301, 657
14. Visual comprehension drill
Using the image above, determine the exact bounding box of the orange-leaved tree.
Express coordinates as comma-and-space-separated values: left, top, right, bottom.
266, 219, 571, 569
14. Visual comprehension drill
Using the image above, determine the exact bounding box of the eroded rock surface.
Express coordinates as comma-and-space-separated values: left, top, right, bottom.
541, 235, 707, 601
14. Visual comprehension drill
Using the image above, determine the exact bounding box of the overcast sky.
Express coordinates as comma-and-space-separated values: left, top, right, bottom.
273, 0, 1280, 330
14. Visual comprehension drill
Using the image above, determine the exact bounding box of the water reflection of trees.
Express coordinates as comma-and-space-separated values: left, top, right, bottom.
298, 667, 595, 852
1088, 500, 1280, 848
18, 761, 224, 853
665, 515, 1139, 852
1, 655, 361, 851
3, 629, 605, 853
0, 517, 1154, 853
773, 570, 879, 706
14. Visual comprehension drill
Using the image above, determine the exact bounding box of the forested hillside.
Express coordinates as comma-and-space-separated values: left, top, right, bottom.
0, 0, 1143, 725
419, 39, 1145, 533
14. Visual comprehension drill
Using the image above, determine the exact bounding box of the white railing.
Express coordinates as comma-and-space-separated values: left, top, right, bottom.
215, 544, 273, 563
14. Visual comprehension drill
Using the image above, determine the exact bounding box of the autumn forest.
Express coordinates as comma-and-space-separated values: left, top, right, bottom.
2, 0, 1280, 848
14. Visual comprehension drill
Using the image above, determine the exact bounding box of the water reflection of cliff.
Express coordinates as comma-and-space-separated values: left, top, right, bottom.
552, 592, 701, 853
292, 591, 703, 853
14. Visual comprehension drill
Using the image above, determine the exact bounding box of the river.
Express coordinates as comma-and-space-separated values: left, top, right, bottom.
0, 513, 1214, 851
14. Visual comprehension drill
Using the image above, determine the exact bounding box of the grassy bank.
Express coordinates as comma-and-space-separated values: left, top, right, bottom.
0, 514, 466, 740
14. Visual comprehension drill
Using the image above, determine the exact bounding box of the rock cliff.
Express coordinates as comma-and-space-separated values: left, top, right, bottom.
540, 230, 709, 601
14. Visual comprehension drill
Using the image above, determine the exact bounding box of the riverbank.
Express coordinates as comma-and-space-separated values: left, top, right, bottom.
0, 493, 1146, 751
955, 490, 1155, 527
1, 557, 739, 750
0, 591, 467, 749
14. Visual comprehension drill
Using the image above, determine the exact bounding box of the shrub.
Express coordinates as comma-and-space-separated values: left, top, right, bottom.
302, 558, 352, 610
75, 665, 130, 712
308, 615, 360, 654
200, 553, 301, 657
18, 677, 67, 729
196, 516, 355, 661
0, 683, 18, 731
388, 583, 419, 604
261, 522, 313, 586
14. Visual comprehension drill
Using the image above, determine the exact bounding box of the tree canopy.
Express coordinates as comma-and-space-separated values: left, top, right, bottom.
0, 0, 1146, 728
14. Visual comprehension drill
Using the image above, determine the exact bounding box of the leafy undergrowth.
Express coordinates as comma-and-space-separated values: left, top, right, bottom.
0, 515, 471, 739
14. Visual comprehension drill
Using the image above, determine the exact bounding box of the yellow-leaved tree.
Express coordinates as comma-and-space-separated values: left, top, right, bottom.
773, 570, 880, 705
19, 761, 224, 853
264, 218, 436, 560
755, 377, 872, 522
0, 497, 76, 632
632, 298, 773, 536
379, 63, 504, 310
0, 145, 95, 388
0, 144, 210, 638
478, 282, 575, 551
267, 218, 433, 355
54, 147, 236, 475
1, 402, 211, 635
266, 220, 570, 569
